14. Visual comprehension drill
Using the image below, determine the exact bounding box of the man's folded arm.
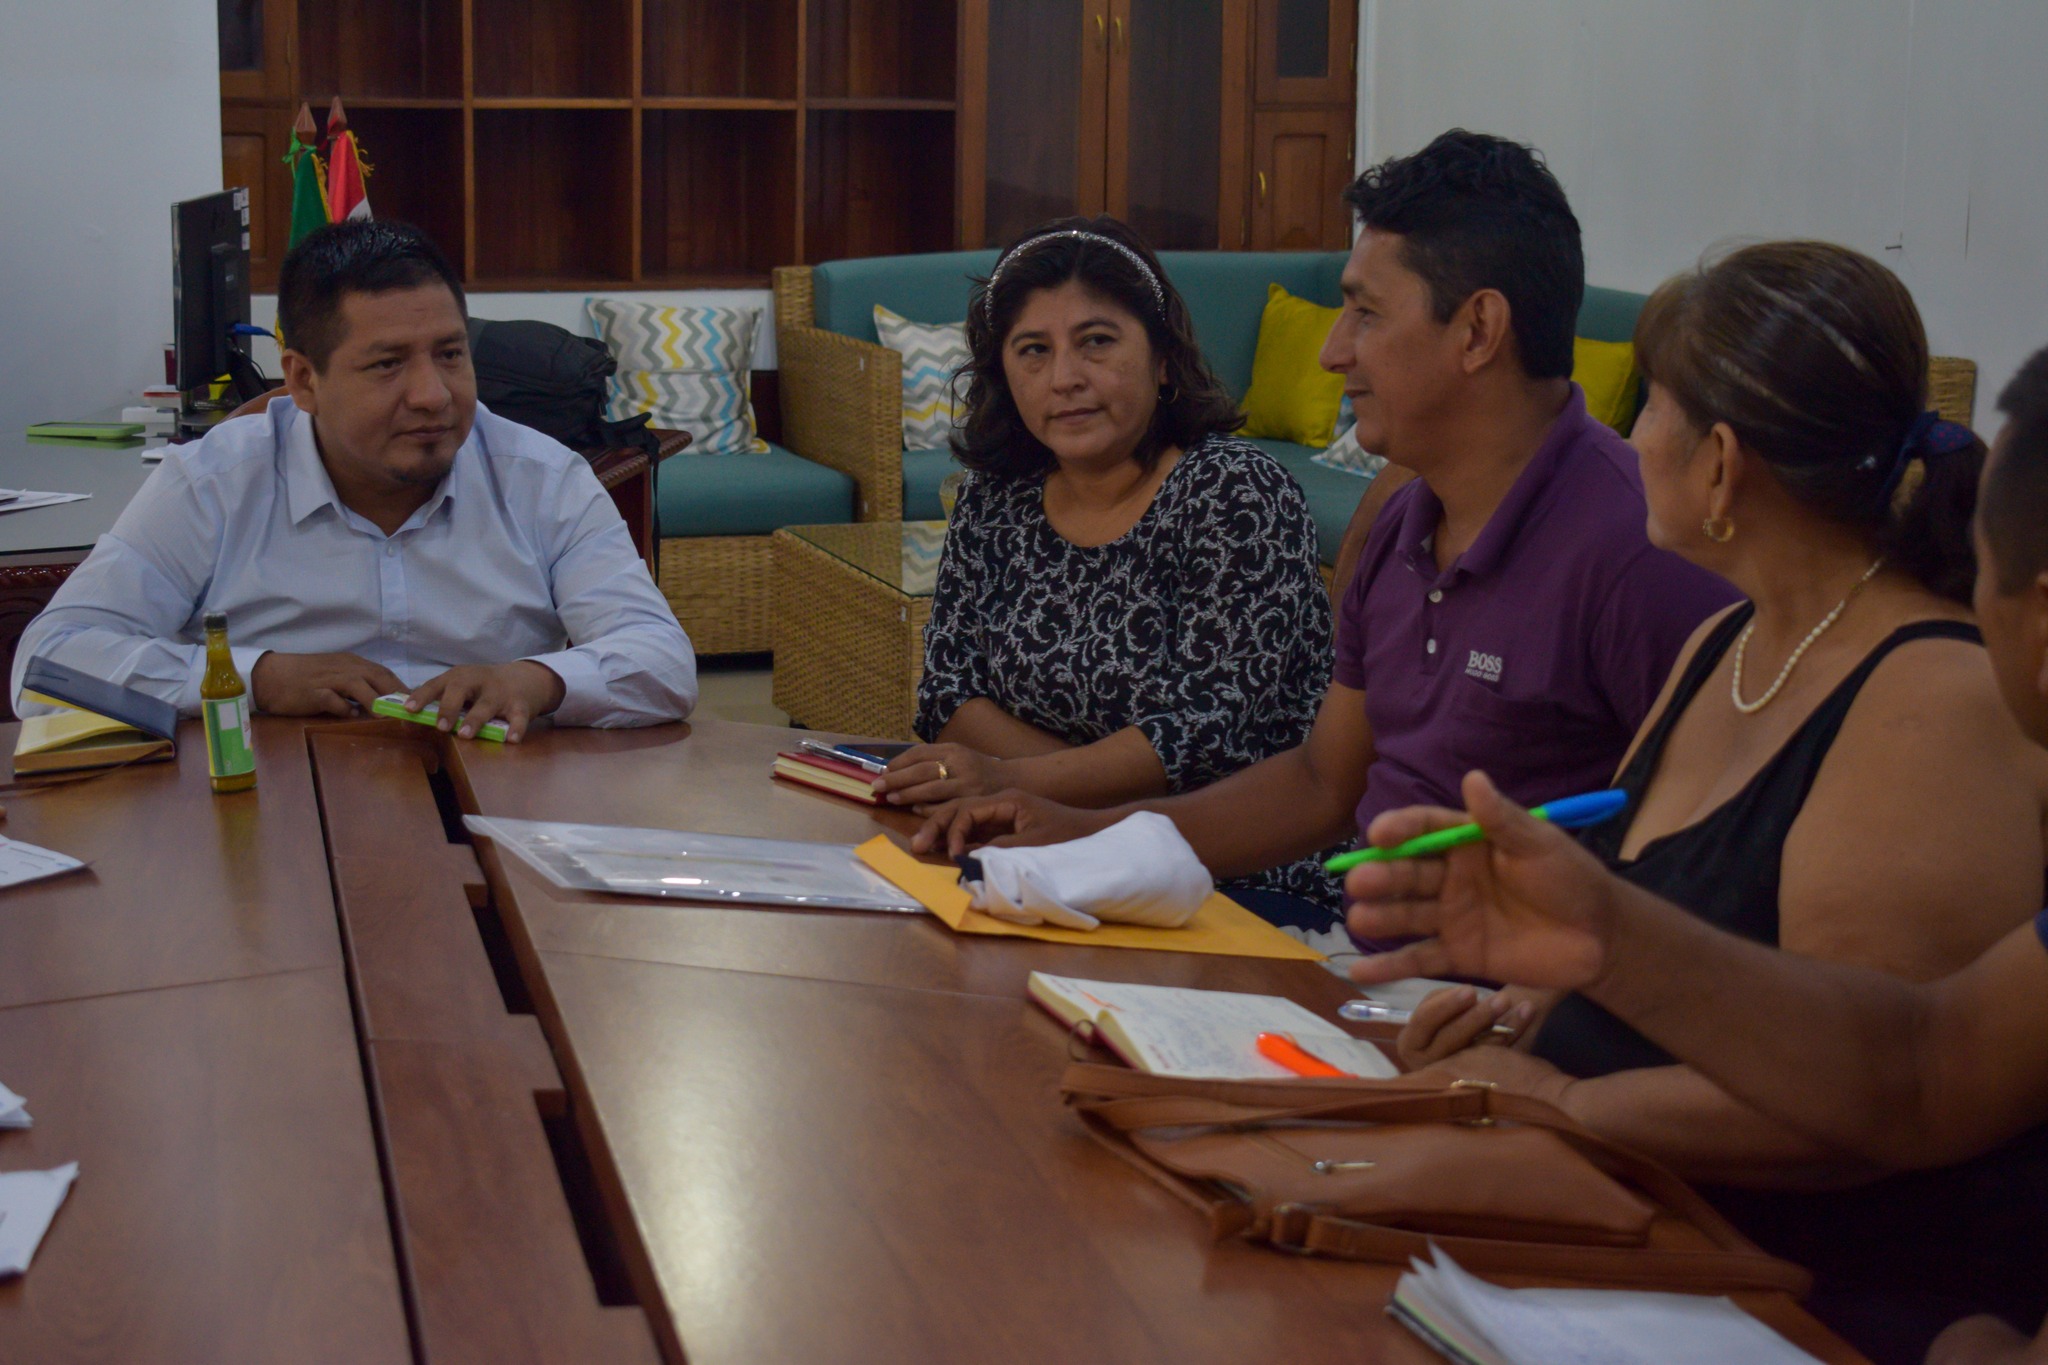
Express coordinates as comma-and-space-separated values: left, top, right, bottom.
10, 534, 233, 717
528, 461, 698, 728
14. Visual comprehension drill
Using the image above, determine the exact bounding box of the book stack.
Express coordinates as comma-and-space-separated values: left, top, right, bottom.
771, 749, 880, 805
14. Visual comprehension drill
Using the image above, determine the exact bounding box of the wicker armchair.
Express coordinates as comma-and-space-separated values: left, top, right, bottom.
772, 265, 905, 523
1928, 355, 1977, 427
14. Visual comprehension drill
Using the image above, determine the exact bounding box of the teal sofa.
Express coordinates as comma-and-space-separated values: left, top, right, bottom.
777, 250, 1648, 566
644, 253, 1648, 654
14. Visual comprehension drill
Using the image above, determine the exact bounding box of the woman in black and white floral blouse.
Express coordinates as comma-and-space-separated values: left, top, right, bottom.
871, 217, 1342, 921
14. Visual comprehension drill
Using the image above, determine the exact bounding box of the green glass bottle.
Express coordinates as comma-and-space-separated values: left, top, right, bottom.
200, 612, 256, 793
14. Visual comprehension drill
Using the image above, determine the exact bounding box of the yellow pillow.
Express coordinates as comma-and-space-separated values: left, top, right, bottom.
1241, 283, 1346, 447
1574, 336, 1640, 433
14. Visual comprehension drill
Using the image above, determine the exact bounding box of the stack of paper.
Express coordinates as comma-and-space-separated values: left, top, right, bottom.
0, 1163, 77, 1277
0, 1080, 28, 1128
1389, 1249, 1822, 1365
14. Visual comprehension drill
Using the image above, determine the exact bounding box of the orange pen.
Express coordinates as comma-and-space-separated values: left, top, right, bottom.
1256, 1032, 1354, 1079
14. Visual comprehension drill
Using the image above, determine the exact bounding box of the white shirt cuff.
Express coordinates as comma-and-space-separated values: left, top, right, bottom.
521, 649, 603, 727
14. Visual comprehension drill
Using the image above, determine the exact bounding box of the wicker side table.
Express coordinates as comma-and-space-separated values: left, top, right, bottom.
770, 522, 946, 740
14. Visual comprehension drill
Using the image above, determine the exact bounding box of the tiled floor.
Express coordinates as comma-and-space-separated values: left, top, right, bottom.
693, 656, 789, 728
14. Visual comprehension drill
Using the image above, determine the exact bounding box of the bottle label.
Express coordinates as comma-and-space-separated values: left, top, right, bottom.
203, 695, 255, 779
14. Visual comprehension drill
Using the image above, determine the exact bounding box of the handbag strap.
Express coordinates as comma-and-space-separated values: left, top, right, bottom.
1264, 1205, 1813, 1296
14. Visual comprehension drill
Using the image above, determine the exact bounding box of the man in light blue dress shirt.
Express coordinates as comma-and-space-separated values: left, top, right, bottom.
11, 220, 696, 739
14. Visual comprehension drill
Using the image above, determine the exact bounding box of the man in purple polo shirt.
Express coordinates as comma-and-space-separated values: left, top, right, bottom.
914, 130, 1735, 938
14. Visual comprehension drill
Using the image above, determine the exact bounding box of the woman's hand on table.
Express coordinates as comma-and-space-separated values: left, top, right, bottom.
873, 743, 1005, 809
909, 790, 1115, 858
1393, 985, 1541, 1069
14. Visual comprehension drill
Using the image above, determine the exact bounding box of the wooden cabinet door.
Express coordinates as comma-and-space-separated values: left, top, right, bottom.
981, 0, 1109, 247
1253, 0, 1354, 105
1249, 106, 1352, 249
1106, 0, 1229, 249
221, 103, 295, 289
218, 0, 295, 101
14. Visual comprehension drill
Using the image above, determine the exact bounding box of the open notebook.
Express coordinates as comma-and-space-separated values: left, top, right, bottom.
1028, 972, 1397, 1080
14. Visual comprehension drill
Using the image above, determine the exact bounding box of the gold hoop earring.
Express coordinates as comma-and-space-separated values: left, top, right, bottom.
1703, 516, 1735, 544
1158, 384, 1179, 405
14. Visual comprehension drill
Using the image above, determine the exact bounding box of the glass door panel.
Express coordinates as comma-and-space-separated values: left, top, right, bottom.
1117, 0, 1221, 249
984, 0, 1097, 247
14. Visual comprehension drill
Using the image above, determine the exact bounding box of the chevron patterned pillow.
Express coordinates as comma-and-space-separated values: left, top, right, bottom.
874, 304, 969, 450
584, 298, 769, 456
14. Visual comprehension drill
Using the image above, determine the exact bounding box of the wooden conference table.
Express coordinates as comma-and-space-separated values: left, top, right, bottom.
0, 715, 1864, 1363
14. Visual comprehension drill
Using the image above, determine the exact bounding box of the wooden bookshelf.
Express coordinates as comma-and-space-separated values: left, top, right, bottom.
217, 0, 1358, 291
221, 0, 972, 290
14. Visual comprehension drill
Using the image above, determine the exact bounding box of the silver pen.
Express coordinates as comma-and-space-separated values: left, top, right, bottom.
1339, 999, 1521, 1036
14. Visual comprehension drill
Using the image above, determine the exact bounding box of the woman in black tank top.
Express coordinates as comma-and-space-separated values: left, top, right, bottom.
1400, 244, 2048, 1365
1536, 607, 1986, 1075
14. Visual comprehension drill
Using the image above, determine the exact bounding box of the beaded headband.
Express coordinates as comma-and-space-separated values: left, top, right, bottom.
982, 229, 1166, 327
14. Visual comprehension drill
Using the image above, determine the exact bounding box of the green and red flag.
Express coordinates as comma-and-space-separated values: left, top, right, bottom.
283, 102, 329, 252
324, 97, 372, 224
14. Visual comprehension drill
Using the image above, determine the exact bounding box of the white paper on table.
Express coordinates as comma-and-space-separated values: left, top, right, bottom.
1409, 1248, 1822, 1365
0, 1163, 78, 1277
140, 446, 170, 463
0, 1081, 27, 1129
0, 490, 90, 513
0, 836, 87, 890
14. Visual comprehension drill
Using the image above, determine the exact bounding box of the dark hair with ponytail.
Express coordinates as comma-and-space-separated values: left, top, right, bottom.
1634, 240, 1983, 602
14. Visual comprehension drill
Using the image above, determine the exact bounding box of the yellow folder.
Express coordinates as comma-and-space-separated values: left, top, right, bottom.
855, 835, 1326, 962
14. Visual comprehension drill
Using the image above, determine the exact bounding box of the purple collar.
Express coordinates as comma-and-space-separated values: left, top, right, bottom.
1395, 384, 1595, 587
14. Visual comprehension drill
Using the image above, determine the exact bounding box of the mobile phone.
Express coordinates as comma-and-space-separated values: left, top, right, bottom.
839, 742, 912, 767
798, 740, 911, 774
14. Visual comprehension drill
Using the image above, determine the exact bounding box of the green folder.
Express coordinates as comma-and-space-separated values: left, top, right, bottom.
26, 422, 146, 443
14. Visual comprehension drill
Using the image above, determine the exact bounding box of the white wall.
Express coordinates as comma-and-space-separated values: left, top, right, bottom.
0, 0, 223, 436
1358, 0, 2048, 421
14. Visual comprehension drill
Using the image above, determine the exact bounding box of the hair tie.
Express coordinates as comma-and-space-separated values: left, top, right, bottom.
981, 229, 1167, 327
1872, 410, 1972, 511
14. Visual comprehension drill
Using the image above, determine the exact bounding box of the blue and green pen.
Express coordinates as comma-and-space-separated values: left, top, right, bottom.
1323, 788, 1629, 873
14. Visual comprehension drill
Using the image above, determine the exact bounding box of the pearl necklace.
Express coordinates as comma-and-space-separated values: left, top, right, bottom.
1729, 558, 1885, 715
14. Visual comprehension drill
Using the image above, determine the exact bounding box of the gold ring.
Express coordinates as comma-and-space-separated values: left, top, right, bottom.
935, 761, 951, 782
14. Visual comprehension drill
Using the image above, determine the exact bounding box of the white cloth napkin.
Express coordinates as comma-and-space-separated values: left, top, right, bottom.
0, 1081, 28, 1129
0, 1162, 78, 1277
963, 813, 1212, 931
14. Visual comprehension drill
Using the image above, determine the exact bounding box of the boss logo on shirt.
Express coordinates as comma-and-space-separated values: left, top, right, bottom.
1466, 650, 1504, 684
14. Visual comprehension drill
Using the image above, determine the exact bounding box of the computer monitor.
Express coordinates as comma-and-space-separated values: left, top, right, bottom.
172, 188, 264, 403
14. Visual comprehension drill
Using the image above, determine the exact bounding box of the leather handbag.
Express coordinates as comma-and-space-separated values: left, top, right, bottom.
1060, 1062, 1812, 1296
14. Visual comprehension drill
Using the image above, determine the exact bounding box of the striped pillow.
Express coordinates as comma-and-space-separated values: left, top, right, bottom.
874, 304, 969, 450
584, 298, 768, 456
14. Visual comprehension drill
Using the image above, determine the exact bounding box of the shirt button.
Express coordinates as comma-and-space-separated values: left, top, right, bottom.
1426, 639, 1438, 655
384, 544, 398, 557
1428, 589, 1444, 603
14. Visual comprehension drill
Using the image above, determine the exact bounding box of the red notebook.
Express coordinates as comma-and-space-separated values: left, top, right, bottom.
771, 749, 881, 805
